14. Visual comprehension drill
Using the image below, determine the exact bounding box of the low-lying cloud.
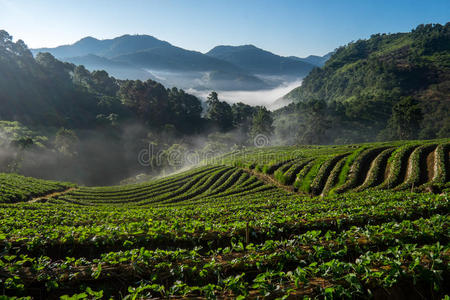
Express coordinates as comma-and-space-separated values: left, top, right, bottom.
187, 79, 302, 109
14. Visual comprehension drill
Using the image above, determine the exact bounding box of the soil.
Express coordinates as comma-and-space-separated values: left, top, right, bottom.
28, 187, 77, 203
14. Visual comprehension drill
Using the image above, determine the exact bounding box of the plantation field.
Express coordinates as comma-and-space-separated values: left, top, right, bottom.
0, 139, 449, 299
218, 139, 450, 195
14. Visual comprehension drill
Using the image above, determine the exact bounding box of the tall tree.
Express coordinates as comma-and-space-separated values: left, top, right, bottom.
297, 99, 331, 145
118, 79, 169, 127
250, 106, 274, 139
205, 92, 233, 131
385, 96, 423, 140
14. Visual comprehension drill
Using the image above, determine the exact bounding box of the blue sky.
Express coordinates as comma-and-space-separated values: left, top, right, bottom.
1, 0, 448, 57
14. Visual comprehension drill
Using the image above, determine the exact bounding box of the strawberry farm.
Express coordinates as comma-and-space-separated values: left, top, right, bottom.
0, 139, 449, 299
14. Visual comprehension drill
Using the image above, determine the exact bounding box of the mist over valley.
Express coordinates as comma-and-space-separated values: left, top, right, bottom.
31, 34, 327, 107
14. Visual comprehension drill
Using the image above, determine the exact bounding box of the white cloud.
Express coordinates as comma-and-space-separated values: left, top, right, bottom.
187, 80, 302, 109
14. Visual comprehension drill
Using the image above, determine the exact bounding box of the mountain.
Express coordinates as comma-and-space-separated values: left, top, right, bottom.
288, 52, 333, 67
206, 44, 316, 77
283, 23, 450, 105
64, 54, 152, 80
32, 35, 285, 91
33, 35, 172, 59
275, 23, 450, 144
33, 35, 322, 91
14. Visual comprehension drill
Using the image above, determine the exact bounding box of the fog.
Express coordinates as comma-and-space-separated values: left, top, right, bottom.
187, 79, 302, 109
0, 71, 302, 186
79, 62, 303, 108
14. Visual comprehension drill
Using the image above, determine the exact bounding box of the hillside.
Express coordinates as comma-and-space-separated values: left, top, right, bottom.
34, 35, 172, 59
206, 44, 316, 77
33, 35, 321, 91
0, 139, 449, 298
0, 31, 235, 185
32, 35, 267, 90
218, 139, 449, 195
276, 23, 450, 143
289, 52, 333, 67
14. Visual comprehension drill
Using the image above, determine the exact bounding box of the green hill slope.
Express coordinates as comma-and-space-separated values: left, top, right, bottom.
278, 23, 450, 143
217, 138, 450, 195
2, 139, 448, 206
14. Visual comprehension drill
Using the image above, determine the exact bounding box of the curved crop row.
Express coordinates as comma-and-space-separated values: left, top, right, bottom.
310, 154, 349, 195
293, 160, 317, 192
0, 173, 74, 203
276, 158, 313, 185
395, 144, 437, 191
328, 147, 367, 194
334, 147, 388, 194
431, 143, 450, 185
321, 156, 347, 195
354, 148, 395, 192
378, 144, 419, 190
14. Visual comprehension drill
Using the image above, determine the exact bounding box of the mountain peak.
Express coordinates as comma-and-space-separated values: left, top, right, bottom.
78, 36, 98, 42
206, 44, 315, 76
73, 36, 100, 47
207, 44, 263, 54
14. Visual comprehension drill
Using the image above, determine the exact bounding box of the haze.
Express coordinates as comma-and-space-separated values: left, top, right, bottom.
1, 0, 448, 57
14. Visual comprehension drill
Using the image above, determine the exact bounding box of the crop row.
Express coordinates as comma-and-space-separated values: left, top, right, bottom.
0, 173, 74, 203
1, 214, 447, 299
1, 191, 447, 260
219, 139, 449, 195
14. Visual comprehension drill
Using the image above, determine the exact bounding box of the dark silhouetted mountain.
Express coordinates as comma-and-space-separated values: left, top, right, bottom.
289, 52, 333, 67
32, 35, 171, 59
64, 54, 151, 81
206, 44, 315, 76
32, 35, 269, 90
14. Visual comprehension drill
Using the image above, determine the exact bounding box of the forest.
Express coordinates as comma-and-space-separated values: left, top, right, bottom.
277, 23, 449, 145
0, 30, 272, 185
0, 23, 449, 185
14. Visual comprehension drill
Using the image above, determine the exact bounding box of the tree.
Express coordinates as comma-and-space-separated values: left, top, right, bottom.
297, 99, 331, 145
73, 65, 92, 87
118, 79, 169, 127
385, 96, 423, 140
205, 92, 233, 131
91, 70, 118, 96
55, 128, 79, 157
168, 87, 203, 133
6, 137, 34, 173
232, 102, 256, 128
250, 106, 274, 139
231, 102, 256, 144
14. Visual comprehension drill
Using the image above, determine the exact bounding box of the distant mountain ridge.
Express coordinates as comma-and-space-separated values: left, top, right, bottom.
32, 35, 329, 91
289, 52, 333, 67
206, 44, 317, 77
34, 35, 172, 59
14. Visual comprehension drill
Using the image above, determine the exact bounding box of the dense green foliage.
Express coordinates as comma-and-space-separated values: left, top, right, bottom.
278, 23, 450, 144
0, 139, 448, 298
218, 139, 450, 195
0, 173, 74, 203
0, 30, 275, 185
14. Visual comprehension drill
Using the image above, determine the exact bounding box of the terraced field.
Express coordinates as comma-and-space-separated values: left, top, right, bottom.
0, 139, 449, 299
218, 139, 450, 195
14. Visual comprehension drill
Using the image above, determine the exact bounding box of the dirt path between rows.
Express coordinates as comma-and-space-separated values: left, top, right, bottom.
28, 187, 77, 203
243, 168, 296, 194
